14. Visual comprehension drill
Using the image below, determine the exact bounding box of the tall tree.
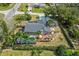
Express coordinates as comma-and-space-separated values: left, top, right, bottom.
43, 4, 79, 28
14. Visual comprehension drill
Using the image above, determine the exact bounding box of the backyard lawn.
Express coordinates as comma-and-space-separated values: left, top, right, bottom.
1, 49, 32, 56
40, 50, 55, 56
18, 3, 28, 12
0, 4, 15, 11
0, 49, 55, 56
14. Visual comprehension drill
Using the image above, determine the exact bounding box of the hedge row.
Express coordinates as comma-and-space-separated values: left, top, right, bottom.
12, 45, 55, 51
58, 22, 75, 49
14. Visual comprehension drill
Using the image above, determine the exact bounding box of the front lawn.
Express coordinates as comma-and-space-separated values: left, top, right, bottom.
0, 4, 15, 11
13, 14, 38, 24
18, 3, 28, 12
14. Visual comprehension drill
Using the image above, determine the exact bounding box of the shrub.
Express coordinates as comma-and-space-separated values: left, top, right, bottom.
12, 45, 55, 51
55, 45, 67, 56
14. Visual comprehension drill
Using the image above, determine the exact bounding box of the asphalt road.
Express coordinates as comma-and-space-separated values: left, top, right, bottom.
5, 3, 21, 20
4, 3, 21, 30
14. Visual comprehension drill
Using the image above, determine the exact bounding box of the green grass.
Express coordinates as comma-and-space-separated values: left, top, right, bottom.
32, 7, 44, 13
66, 49, 73, 55
13, 14, 25, 24
1, 49, 32, 56
40, 50, 55, 56
0, 13, 4, 20
0, 4, 15, 11
75, 50, 79, 55
18, 3, 44, 13
13, 14, 38, 24
0, 49, 55, 56
66, 49, 79, 56
18, 3, 28, 12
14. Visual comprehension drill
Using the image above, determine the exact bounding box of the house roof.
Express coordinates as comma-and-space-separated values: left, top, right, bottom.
43, 27, 51, 33
24, 23, 45, 32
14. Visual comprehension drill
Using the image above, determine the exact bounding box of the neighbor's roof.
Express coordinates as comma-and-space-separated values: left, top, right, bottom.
24, 23, 45, 32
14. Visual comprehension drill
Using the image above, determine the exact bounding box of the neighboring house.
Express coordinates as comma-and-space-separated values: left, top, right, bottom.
28, 3, 45, 11
24, 23, 51, 34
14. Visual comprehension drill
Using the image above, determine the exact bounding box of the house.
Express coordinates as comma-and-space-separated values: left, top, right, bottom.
23, 23, 51, 34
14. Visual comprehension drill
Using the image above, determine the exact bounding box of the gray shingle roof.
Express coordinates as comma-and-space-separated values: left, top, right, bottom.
43, 27, 51, 33
24, 23, 45, 32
